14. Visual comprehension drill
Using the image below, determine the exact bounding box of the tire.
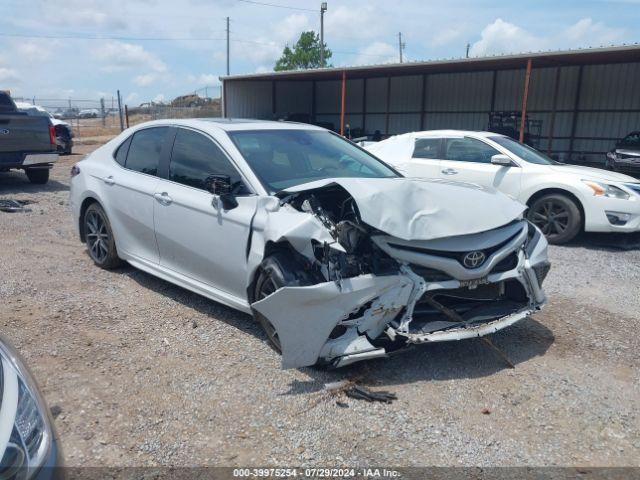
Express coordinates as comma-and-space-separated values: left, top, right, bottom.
25, 168, 49, 184
527, 193, 582, 244
83, 203, 122, 269
252, 251, 320, 354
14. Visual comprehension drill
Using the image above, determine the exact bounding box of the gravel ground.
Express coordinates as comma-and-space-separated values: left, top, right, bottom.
0, 144, 639, 467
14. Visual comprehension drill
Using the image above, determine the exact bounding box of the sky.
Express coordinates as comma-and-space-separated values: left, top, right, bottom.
1, 0, 639, 105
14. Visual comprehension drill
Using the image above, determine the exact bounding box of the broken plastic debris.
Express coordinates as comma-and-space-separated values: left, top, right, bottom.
345, 385, 397, 404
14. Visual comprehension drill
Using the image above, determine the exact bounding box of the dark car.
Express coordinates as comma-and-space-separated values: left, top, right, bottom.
0, 92, 58, 184
606, 131, 640, 176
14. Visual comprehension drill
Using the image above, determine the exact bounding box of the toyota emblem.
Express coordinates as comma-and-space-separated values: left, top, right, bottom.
463, 250, 486, 268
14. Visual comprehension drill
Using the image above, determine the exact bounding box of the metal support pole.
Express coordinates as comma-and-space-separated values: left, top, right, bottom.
340, 70, 346, 136
117, 90, 124, 132
124, 104, 130, 129
320, 2, 327, 68
519, 58, 532, 143
226, 17, 230, 76
398, 32, 404, 63
100, 98, 106, 127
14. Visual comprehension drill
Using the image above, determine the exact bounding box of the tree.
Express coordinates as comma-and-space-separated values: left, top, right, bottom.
274, 31, 332, 71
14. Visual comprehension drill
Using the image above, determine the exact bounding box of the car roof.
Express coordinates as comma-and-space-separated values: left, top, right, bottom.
411, 130, 506, 138
128, 118, 327, 133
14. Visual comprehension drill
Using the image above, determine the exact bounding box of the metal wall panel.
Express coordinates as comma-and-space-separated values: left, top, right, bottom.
275, 81, 312, 115
316, 79, 363, 113
579, 62, 640, 110
225, 81, 272, 118
366, 77, 388, 113
423, 112, 487, 130
494, 69, 525, 111
390, 75, 422, 112
364, 113, 386, 133
389, 113, 421, 134
425, 71, 493, 112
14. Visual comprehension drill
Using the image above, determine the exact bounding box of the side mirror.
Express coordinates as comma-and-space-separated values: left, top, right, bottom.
491, 154, 514, 167
204, 174, 239, 210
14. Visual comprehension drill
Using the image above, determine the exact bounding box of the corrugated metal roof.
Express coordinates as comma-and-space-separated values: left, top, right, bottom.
221, 44, 640, 82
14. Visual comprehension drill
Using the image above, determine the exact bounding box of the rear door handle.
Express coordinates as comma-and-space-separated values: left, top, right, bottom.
153, 192, 173, 205
102, 175, 115, 185
441, 168, 458, 175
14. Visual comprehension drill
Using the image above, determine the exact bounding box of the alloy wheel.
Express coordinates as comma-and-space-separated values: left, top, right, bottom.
85, 210, 110, 264
530, 200, 570, 238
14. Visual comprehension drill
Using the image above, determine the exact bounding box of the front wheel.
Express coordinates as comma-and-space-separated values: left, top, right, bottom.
83, 203, 122, 269
527, 193, 582, 244
252, 251, 320, 354
25, 168, 49, 184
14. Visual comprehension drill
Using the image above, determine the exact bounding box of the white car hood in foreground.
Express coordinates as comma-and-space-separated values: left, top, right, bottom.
546, 164, 638, 183
282, 177, 525, 241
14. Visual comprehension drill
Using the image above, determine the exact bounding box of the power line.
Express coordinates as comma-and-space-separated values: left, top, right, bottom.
234, 0, 316, 12
0, 32, 226, 41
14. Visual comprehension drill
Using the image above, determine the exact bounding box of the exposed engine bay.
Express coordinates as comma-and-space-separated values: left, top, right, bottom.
249, 177, 550, 369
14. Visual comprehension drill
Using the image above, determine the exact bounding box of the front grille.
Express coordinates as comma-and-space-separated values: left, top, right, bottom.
409, 264, 454, 282
491, 252, 519, 273
388, 230, 520, 268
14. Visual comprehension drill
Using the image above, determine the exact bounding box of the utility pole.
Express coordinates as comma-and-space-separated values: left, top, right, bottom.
226, 17, 230, 76
466, 42, 471, 58
320, 2, 327, 68
398, 32, 405, 63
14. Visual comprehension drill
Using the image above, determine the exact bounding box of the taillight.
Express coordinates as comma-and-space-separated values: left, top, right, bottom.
49, 125, 56, 145
70, 165, 80, 177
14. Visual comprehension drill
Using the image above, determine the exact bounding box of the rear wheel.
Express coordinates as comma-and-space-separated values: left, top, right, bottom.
253, 251, 320, 353
25, 168, 49, 184
527, 193, 581, 244
83, 203, 122, 269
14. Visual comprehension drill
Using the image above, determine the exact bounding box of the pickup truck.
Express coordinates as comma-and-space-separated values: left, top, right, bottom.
0, 91, 58, 184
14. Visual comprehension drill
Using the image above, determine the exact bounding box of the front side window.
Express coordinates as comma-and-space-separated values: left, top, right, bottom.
489, 136, 559, 165
621, 133, 640, 147
443, 137, 499, 164
413, 138, 441, 159
227, 129, 398, 192
169, 128, 244, 190
125, 127, 168, 176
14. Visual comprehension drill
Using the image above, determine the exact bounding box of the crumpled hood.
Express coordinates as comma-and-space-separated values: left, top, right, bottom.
547, 164, 638, 183
281, 177, 525, 241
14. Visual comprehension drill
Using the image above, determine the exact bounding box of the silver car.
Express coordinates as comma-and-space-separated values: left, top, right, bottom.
69, 119, 550, 368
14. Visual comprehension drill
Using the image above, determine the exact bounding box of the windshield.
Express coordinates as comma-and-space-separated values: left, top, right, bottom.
228, 129, 398, 192
489, 136, 561, 165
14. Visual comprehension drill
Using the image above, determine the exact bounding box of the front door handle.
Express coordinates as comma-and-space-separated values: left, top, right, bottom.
102, 175, 115, 185
442, 168, 458, 175
153, 192, 173, 205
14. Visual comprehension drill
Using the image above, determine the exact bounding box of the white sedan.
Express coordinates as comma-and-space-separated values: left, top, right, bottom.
69, 120, 549, 368
366, 130, 640, 244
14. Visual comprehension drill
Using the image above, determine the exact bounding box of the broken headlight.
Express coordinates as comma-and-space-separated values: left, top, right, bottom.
0, 338, 52, 479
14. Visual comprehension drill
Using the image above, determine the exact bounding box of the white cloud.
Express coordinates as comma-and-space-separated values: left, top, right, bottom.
13, 41, 54, 62
325, 5, 379, 40
152, 94, 165, 103
353, 42, 398, 65
187, 73, 219, 85
125, 92, 139, 103
565, 18, 622, 47
94, 42, 167, 73
470, 19, 541, 57
59, 9, 127, 30
133, 74, 157, 87
0, 67, 20, 84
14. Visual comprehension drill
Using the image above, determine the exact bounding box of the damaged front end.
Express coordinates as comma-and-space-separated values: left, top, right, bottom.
250, 178, 550, 369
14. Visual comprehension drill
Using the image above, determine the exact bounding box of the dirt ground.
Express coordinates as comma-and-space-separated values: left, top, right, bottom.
0, 142, 639, 467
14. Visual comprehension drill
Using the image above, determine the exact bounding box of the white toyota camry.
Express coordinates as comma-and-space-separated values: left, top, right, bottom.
366, 130, 640, 244
70, 120, 549, 368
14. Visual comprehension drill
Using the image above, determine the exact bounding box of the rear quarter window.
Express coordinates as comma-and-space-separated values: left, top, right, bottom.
114, 136, 132, 166
125, 127, 168, 176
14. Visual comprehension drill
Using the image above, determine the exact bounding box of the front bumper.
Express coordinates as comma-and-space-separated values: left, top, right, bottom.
583, 193, 640, 233
253, 221, 549, 369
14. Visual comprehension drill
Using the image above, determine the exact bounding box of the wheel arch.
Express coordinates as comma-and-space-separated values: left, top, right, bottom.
525, 188, 586, 231
78, 196, 102, 242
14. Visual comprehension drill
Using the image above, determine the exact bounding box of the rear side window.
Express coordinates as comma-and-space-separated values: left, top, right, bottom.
443, 137, 498, 163
169, 128, 243, 190
413, 138, 441, 159
125, 127, 168, 175
114, 136, 132, 166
